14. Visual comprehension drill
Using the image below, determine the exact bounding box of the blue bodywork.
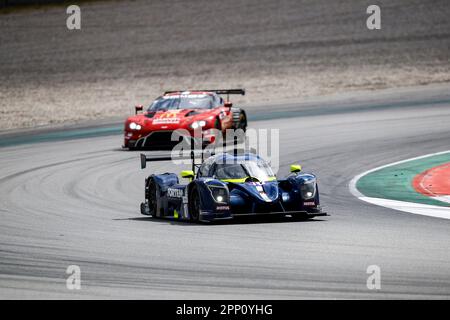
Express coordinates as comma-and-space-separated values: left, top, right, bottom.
140, 153, 326, 222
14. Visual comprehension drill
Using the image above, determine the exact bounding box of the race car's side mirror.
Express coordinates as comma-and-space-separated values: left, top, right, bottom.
290, 164, 302, 173
181, 170, 195, 181
135, 105, 144, 114
224, 101, 233, 109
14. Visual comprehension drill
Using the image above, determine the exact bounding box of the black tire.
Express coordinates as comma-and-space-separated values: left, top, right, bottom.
214, 117, 222, 142
238, 112, 247, 132
189, 187, 201, 222
125, 142, 136, 151
232, 109, 247, 132
214, 117, 222, 130
146, 178, 158, 217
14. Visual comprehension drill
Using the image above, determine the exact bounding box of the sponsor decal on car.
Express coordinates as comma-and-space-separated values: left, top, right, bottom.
167, 188, 184, 198
153, 110, 182, 124
216, 205, 230, 210
153, 118, 181, 124
303, 201, 316, 206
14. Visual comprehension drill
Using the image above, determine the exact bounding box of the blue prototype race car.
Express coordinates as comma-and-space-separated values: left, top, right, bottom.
139, 150, 327, 223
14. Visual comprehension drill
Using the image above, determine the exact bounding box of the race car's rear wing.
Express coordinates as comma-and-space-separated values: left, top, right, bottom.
140, 134, 215, 173
140, 154, 173, 169
164, 89, 245, 98
140, 149, 214, 172
140, 136, 253, 172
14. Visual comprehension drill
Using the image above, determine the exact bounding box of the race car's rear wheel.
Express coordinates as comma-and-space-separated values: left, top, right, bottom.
214, 118, 221, 130
232, 109, 247, 132
146, 178, 158, 217
189, 187, 201, 222
238, 112, 247, 132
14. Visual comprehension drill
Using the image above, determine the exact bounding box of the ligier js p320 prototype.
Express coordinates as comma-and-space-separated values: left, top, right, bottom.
140, 149, 327, 223
124, 89, 247, 149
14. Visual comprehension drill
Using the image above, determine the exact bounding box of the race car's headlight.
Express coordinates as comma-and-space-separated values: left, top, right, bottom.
190, 120, 206, 129
207, 185, 228, 204
300, 181, 316, 200
129, 122, 142, 130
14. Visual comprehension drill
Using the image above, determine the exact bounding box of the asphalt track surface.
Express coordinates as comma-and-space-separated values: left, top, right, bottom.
1, 84, 450, 299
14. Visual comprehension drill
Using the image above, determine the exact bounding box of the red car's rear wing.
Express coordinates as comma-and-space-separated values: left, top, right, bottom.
164, 89, 245, 96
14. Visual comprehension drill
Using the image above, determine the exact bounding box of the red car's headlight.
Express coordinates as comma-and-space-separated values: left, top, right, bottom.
129, 122, 142, 130
190, 120, 206, 129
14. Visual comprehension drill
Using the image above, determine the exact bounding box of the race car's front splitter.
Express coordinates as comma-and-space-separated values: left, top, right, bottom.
200, 210, 328, 222
232, 210, 328, 218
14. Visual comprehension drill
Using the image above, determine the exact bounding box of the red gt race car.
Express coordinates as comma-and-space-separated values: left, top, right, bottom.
123, 89, 247, 149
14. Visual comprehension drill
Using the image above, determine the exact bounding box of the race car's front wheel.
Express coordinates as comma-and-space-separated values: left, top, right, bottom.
189, 187, 201, 222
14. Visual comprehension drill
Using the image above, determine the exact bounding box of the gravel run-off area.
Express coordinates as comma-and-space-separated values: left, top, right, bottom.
0, 0, 449, 130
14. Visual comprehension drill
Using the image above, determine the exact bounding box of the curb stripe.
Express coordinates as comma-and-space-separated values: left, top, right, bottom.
413, 162, 450, 195
412, 162, 450, 205
349, 150, 450, 220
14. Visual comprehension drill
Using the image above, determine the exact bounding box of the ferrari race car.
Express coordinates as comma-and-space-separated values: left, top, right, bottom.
124, 89, 247, 149
139, 149, 327, 223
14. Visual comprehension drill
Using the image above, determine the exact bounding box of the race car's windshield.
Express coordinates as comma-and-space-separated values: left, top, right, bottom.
214, 159, 275, 182
148, 94, 213, 111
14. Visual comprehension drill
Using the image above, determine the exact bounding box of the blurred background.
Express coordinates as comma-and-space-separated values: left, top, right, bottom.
1, 0, 449, 129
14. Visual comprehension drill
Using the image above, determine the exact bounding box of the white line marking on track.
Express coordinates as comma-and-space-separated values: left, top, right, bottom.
434, 196, 450, 205
360, 197, 450, 220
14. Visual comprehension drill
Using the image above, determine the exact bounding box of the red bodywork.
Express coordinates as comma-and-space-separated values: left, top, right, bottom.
123, 91, 243, 149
